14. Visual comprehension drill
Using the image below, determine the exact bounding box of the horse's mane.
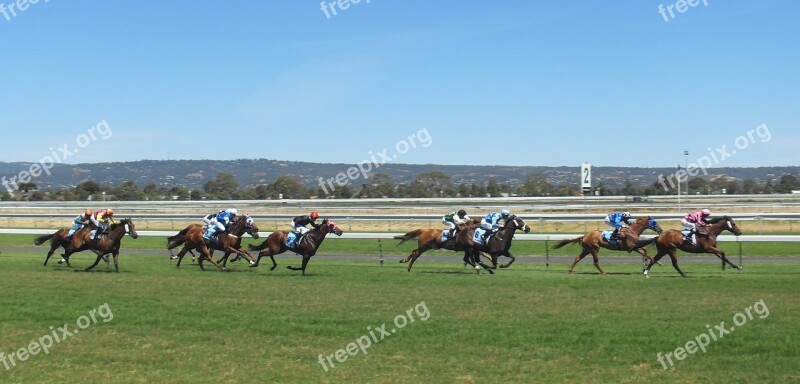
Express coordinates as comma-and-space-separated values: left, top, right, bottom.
705, 216, 728, 224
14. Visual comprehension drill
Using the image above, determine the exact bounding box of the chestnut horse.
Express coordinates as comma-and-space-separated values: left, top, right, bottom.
167, 215, 260, 268
395, 219, 480, 272
643, 216, 742, 277
248, 219, 343, 275
60, 218, 139, 272
467, 214, 531, 272
554, 216, 663, 275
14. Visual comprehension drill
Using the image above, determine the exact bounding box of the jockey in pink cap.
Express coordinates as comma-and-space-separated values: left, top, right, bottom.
682, 209, 711, 245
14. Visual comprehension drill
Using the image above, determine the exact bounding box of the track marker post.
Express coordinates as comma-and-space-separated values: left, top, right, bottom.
378, 239, 384, 266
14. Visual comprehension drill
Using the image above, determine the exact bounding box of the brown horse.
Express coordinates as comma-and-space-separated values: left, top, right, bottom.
36, 228, 77, 266
61, 218, 139, 272
643, 216, 742, 277
554, 216, 663, 275
247, 219, 343, 275
395, 219, 480, 272
167, 215, 260, 268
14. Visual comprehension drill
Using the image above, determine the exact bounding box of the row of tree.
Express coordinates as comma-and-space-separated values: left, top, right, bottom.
2, 172, 798, 201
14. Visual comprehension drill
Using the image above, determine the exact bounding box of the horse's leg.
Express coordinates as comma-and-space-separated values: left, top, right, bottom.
568, 246, 590, 273
235, 247, 256, 265
499, 251, 515, 269
84, 253, 104, 271
199, 247, 226, 271
218, 251, 231, 267
590, 248, 607, 275
44, 243, 59, 266
408, 242, 436, 272
667, 250, 686, 277
175, 247, 189, 268
112, 251, 119, 273
709, 247, 741, 271
287, 254, 312, 275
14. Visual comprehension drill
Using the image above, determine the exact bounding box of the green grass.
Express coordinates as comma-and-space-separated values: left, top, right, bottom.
7, 233, 799, 258
0, 246, 798, 383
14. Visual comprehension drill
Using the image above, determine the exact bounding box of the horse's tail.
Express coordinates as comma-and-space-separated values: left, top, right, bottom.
34, 233, 55, 246
166, 226, 194, 249
553, 237, 582, 249
394, 229, 425, 246
248, 240, 270, 252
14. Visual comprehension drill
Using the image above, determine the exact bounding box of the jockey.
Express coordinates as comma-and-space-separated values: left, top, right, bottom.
481, 209, 511, 241
206, 208, 237, 240
91, 208, 115, 240
69, 209, 93, 238
604, 211, 632, 242
442, 209, 470, 238
202, 209, 225, 229
292, 211, 321, 236
682, 208, 711, 245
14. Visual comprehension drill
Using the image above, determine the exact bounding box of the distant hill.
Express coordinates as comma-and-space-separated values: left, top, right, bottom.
0, 159, 797, 190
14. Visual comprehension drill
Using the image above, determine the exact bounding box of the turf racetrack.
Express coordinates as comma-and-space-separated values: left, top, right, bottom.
0, 236, 798, 383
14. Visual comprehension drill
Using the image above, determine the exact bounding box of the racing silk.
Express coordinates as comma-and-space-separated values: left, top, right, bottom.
444, 212, 471, 225
292, 215, 319, 229
481, 212, 504, 231
607, 213, 631, 227
72, 215, 89, 230
215, 211, 234, 228
93, 210, 115, 225
684, 211, 709, 226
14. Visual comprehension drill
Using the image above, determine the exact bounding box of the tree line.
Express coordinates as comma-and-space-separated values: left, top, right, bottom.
2, 171, 798, 201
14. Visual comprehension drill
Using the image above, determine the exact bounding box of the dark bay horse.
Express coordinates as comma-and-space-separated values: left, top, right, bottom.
168, 215, 260, 268
643, 216, 742, 277
555, 216, 663, 275
61, 219, 139, 272
248, 219, 343, 275
468, 214, 531, 273
395, 219, 480, 272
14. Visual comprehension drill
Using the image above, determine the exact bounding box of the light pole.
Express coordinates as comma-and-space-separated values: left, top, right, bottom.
684, 150, 690, 197
677, 165, 681, 213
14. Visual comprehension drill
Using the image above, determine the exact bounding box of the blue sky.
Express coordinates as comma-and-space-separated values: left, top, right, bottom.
0, 0, 797, 168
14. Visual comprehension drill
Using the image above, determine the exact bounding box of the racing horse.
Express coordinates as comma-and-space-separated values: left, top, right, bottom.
467, 214, 531, 273
60, 218, 139, 272
395, 218, 481, 272
643, 216, 742, 277
36, 227, 81, 267
554, 216, 663, 275
168, 215, 260, 268
247, 219, 343, 275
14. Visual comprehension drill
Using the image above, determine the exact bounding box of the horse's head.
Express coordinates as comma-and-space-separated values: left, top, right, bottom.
121, 218, 138, 239
242, 215, 260, 239
505, 215, 530, 233
326, 220, 343, 236
721, 216, 742, 236
646, 217, 663, 234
